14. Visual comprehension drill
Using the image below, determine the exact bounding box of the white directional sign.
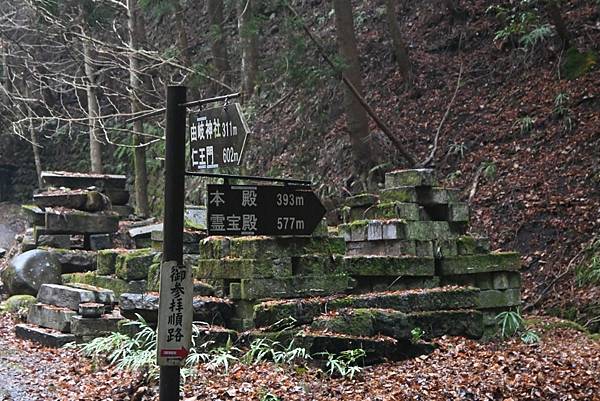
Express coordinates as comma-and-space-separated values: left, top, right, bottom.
157, 260, 193, 366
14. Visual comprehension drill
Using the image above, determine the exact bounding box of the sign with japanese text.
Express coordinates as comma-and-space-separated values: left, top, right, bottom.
188, 103, 249, 171
157, 260, 193, 367
207, 184, 326, 236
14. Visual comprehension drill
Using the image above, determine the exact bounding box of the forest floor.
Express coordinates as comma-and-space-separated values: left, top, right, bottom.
1, 313, 598, 401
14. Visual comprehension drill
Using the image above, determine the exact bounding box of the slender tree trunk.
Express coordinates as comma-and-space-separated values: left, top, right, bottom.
127, 0, 149, 217
82, 34, 103, 174
208, 0, 231, 91
546, 1, 571, 48
332, 0, 373, 174
25, 84, 43, 188
238, 0, 258, 99
1, 40, 12, 105
384, 0, 411, 84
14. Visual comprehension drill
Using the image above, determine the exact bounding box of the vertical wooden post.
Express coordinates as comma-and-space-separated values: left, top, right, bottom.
159, 85, 186, 401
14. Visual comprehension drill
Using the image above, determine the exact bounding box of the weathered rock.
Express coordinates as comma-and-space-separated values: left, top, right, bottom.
78, 302, 105, 318
37, 235, 71, 249
115, 248, 156, 281
239, 274, 350, 300
226, 236, 346, 260
89, 234, 113, 250
104, 189, 130, 205
21, 205, 46, 226
440, 271, 522, 290
195, 258, 293, 279
340, 255, 435, 277
45, 248, 97, 273
380, 187, 419, 203
415, 187, 460, 205
66, 283, 116, 306
62, 272, 145, 297
71, 313, 123, 337
345, 240, 417, 257
118, 292, 232, 324
342, 194, 379, 208
253, 286, 480, 328
44, 210, 119, 234
340, 220, 452, 242
456, 236, 491, 255
448, 203, 470, 222
291, 255, 344, 276
385, 169, 437, 188
312, 308, 483, 340
436, 253, 521, 276
27, 303, 76, 332
433, 239, 458, 257
479, 289, 521, 308
33, 190, 109, 212
15, 323, 75, 347
36, 283, 95, 310
363, 202, 421, 221
41, 171, 126, 190
1, 249, 62, 296
96, 249, 122, 275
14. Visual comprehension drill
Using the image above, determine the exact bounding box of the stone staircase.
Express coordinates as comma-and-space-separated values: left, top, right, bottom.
15, 283, 123, 347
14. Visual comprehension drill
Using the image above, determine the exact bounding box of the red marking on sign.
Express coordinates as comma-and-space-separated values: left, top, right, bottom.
160, 347, 188, 358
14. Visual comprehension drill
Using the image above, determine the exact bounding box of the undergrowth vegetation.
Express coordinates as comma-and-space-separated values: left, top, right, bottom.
496, 309, 540, 344
575, 237, 600, 286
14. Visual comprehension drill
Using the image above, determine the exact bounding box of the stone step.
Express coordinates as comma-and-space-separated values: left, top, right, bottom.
441, 271, 521, 290
37, 283, 96, 310
235, 274, 351, 301
361, 201, 421, 221
339, 220, 453, 242
41, 171, 127, 190
21, 205, 46, 226
15, 323, 76, 348
44, 248, 97, 274
195, 258, 293, 279
62, 272, 147, 297
253, 286, 480, 328
115, 248, 157, 281
103, 189, 130, 205
311, 308, 483, 340
436, 252, 521, 276
353, 276, 440, 294
33, 190, 109, 212
345, 239, 429, 257
456, 235, 491, 255
27, 303, 76, 332
340, 255, 434, 277
479, 289, 521, 309
342, 194, 379, 209
44, 209, 119, 234
118, 293, 233, 324
70, 311, 124, 338
200, 236, 346, 260
384, 169, 438, 188
65, 283, 116, 306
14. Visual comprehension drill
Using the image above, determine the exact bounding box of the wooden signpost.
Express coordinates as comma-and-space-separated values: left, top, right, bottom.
157, 86, 323, 401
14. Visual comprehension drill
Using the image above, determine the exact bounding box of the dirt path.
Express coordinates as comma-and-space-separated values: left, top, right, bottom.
0, 202, 26, 251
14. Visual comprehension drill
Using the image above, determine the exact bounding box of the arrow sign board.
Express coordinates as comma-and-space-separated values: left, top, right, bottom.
189, 103, 249, 171
157, 261, 193, 366
207, 184, 326, 236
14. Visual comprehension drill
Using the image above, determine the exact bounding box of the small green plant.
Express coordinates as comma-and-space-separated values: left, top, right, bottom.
411, 327, 424, 343
446, 170, 462, 184
515, 116, 535, 134
320, 348, 366, 379
496, 310, 540, 344
575, 238, 600, 286
488, 1, 554, 50
482, 161, 497, 180
260, 392, 281, 401
553, 92, 573, 131
241, 338, 311, 365
447, 142, 468, 159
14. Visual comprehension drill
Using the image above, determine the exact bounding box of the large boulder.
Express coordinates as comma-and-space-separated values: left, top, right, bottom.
0, 250, 62, 295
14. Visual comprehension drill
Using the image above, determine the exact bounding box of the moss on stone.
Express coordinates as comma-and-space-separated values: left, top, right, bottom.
437, 252, 521, 276
380, 187, 418, 203
342, 194, 379, 208
115, 248, 156, 281
1, 295, 36, 313
195, 258, 292, 279
340, 255, 435, 277
62, 272, 132, 297
311, 309, 375, 336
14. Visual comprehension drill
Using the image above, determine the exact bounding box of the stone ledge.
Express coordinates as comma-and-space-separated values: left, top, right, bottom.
436, 252, 521, 276
15, 323, 75, 348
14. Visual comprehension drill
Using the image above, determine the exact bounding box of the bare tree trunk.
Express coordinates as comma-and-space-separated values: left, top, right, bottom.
1, 40, 11, 105
82, 35, 103, 174
127, 0, 149, 217
332, 0, 373, 174
25, 84, 43, 188
208, 0, 231, 91
384, 0, 411, 84
238, 0, 258, 99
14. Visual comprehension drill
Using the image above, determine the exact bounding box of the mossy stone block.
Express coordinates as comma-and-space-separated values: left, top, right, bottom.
115, 248, 156, 281
195, 258, 292, 279
415, 241, 434, 257
311, 309, 375, 336
380, 187, 418, 203
405, 221, 451, 240
479, 289, 521, 309
147, 261, 161, 291
62, 272, 137, 297
96, 249, 121, 275
229, 236, 345, 259
363, 202, 420, 221
240, 274, 349, 300
456, 236, 491, 255
367, 221, 383, 241
292, 255, 344, 276
416, 187, 460, 205
199, 236, 231, 259
346, 240, 417, 257
341, 255, 434, 277
2, 295, 36, 313
448, 203, 469, 222
437, 252, 521, 276
385, 169, 437, 188
343, 194, 379, 208
229, 282, 242, 300
433, 240, 458, 257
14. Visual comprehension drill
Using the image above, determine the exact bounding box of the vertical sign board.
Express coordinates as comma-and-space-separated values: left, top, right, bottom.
189, 103, 249, 171
157, 261, 194, 366
207, 184, 326, 236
